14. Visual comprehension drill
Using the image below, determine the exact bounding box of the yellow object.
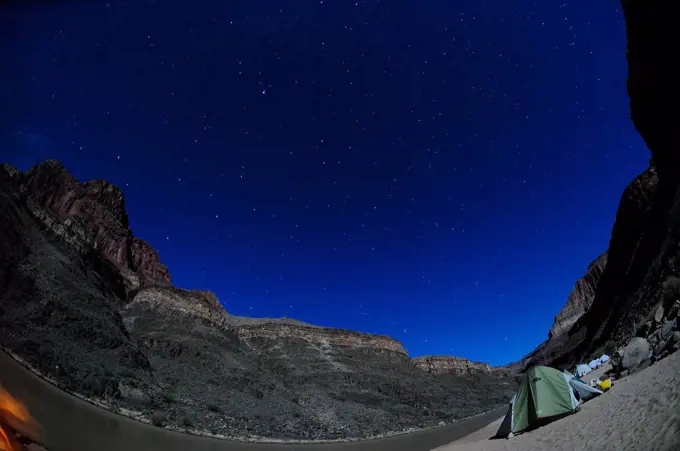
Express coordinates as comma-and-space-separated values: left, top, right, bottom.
597, 379, 612, 391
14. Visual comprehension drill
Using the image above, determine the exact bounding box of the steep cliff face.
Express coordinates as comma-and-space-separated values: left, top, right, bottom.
568, 168, 659, 355
7, 160, 170, 288
621, 1, 679, 182
507, 250, 608, 372
413, 356, 510, 377
539, 1, 680, 367
524, 168, 660, 369
548, 252, 608, 339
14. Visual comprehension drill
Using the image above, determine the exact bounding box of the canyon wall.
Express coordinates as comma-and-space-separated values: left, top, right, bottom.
413, 356, 511, 377
548, 252, 608, 339
10, 160, 171, 289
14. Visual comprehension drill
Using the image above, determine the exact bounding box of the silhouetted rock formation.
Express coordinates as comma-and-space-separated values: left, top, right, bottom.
517, 2, 680, 370
621, 1, 679, 184
0, 161, 514, 441
566, 1, 680, 365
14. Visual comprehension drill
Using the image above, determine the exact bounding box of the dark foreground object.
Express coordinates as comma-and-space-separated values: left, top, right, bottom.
0, 351, 505, 451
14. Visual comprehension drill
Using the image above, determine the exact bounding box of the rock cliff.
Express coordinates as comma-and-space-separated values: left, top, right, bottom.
0, 160, 514, 440
126, 286, 407, 354
520, 1, 680, 370
413, 356, 510, 377
554, 0, 680, 366
507, 251, 608, 372
548, 252, 608, 339
126, 286, 230, 325
516, 166, 662, 370
236, 324, 407, 355
14, 160, 171, 288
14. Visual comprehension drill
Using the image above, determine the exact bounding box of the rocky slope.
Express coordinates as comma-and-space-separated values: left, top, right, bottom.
413, 356, 510, 377
0, 161, 514, 441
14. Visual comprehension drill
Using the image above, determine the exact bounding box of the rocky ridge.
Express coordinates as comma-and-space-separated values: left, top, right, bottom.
235, 324, 407, 355
6, 160, 171, 289
413, 356, 510, 377
126, 285, 406, 354
0, 161, 514, 440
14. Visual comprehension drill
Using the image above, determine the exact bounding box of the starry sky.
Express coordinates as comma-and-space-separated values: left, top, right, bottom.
1, 0, 649, 366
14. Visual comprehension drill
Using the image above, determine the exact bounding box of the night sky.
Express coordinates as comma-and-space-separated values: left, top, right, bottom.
1, 1, 648, 366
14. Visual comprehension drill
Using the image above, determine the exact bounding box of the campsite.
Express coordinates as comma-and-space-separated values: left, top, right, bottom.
434, 350, 680, 451
576, 354, 610, 378
495, 366, 603, 438
494, 353, 614, 441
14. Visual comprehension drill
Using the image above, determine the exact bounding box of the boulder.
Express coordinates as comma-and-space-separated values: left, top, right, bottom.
620, 337, 651, 371
654, 303, 664, 323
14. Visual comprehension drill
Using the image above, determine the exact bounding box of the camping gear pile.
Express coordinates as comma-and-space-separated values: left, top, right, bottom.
495, 366, 603, 438
596, 378, 612, 391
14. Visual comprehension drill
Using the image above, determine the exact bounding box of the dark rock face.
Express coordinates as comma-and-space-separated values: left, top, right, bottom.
508, 252, 607, 372
19, 160, 170, 287
512, 3, 680, 370
526, 2, 680, 369
559, 169, 659, 358
0, 161, 514, 440
569, 1, 680, 363
549, 252, 608, 339
621, 1, 680, 183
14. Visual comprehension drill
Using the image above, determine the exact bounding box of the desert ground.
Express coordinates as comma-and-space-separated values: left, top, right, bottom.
433, 352, 680, 451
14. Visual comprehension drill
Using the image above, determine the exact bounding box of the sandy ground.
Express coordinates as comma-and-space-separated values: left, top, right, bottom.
433, 352, 680, 451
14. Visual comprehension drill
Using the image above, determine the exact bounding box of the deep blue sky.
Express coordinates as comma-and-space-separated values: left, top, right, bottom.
1, 0, 647, 366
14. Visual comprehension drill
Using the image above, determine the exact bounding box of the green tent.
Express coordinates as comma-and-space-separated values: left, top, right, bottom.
496, 366, 580, 438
